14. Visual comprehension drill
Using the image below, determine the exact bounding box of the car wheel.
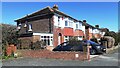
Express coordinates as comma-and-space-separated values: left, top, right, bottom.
90, 49, 96, 55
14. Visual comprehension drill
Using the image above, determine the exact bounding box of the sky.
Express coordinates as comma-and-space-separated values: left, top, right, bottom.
1, 2, 118, 32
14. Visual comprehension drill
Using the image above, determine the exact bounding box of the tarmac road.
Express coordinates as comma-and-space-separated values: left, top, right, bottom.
2, 49, 119, 66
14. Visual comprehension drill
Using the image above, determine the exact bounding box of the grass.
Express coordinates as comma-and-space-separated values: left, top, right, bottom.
2, 55, 15, 60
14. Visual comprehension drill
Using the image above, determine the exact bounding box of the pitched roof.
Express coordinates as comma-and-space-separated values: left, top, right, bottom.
15, 6, 79, 22
82, 22, 95, 28
51, 8, 78, 21
15, 6, 97, 29
15, 6, 54, 22
99, 28, 109, 32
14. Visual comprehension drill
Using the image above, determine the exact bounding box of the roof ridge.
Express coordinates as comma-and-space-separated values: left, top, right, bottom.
15, 6, 52, 21
27, 6, 51, 16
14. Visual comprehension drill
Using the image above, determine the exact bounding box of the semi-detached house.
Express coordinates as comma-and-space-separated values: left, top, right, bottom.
15, 5, 105, 47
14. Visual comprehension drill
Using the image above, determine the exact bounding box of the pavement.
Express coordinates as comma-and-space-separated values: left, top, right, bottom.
2, 46, 119, 66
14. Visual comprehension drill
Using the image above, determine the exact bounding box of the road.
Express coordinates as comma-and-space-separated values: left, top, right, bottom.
2, 49, 119, 66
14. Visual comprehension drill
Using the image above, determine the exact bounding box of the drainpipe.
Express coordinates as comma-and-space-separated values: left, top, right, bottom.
49, 17, 52, 33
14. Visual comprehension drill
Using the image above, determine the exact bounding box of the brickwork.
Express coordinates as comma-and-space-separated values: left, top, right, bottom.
53, 27, 64, 46
89, 33, 93, 40
63, 27, 74, 36
17, 49, 87, 61
6, 45, 16, 56
74, 30, 84, 36
33, 35, 40, 43
94, 34, 101, 39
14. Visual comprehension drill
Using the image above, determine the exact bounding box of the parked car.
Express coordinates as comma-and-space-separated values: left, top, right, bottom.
53, 40, 106, 55
83, 40, 106, 55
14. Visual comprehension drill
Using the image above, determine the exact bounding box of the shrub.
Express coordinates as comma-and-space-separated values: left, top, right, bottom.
69, 37, 80, 46
20, 39, 32, 49
90, 38, 98, 43
105, 31, 119, 46
32, 41, 46, 50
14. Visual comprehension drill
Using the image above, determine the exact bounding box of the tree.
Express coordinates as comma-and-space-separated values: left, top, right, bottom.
2, 24, 20, 56
104, 31, 119, 46
116, 32, 120, 44
2, 24, 18, 45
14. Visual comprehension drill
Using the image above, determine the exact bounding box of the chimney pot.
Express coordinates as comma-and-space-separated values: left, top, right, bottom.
53, 4, 59, 10
95, 25, 99, 28
83, 20, 87, 23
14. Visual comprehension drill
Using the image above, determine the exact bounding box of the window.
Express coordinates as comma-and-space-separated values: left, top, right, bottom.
70, 22, 73, 27
41, 35, 53, 46
41, 36, 43, 38
64, 36, 69, 42
65, 21, 68, 26
76, 24, 78, 29
58, 16, 60, 26
77, 36, 83, 40
17, 26, 21, 30
58, 16, 60, 21
79, 23, 82, 30
18, 23, 21, 26
28, 24, 32, 31
51, 36, 53, 38
44, 36, 46, 38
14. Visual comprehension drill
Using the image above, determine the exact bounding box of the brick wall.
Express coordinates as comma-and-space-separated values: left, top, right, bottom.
17, 49, 87, 61
18, 14, 54, 34
33, 35, 40, 43
89, 33, 93, 40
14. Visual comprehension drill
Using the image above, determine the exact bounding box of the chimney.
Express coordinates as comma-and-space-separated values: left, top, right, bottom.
83, 20, 87, 23
53, 4, 59, 10
95, 25, 99, 28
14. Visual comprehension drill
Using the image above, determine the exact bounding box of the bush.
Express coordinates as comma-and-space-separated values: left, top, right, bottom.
69, 37, 80, 46
90, 38, 98, 43
32, 41, 46, 50
105, 31, 119, 46
19, 39, 32, 49
2, 24, 20, 56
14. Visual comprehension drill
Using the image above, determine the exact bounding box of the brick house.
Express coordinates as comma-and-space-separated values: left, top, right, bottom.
15, 5, 105, 47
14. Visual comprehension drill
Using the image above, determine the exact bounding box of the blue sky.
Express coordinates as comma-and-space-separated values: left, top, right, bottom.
2, 2, 118, 32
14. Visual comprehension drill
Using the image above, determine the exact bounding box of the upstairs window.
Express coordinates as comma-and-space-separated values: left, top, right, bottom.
79, 23, 82, 30
65, 21, 68, 26
58, 16, 60, 26
28, 24, 32, 32
76, 23, 78, 29
58, 16, 60, 21
69, 22, 73, 27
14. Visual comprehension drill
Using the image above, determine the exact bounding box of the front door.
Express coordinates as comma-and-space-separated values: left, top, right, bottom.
58, 33, 62, 45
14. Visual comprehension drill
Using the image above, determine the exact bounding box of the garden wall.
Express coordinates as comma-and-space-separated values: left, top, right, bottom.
17, 49, 87, 61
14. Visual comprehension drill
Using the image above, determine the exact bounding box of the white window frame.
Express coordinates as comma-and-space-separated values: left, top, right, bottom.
65, 20, 69, 27
64, 36, 69, 42
79, 22, 82, 30
78, 36, 83, 40
33, 33, 53, 46
76, 23, 79, 29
